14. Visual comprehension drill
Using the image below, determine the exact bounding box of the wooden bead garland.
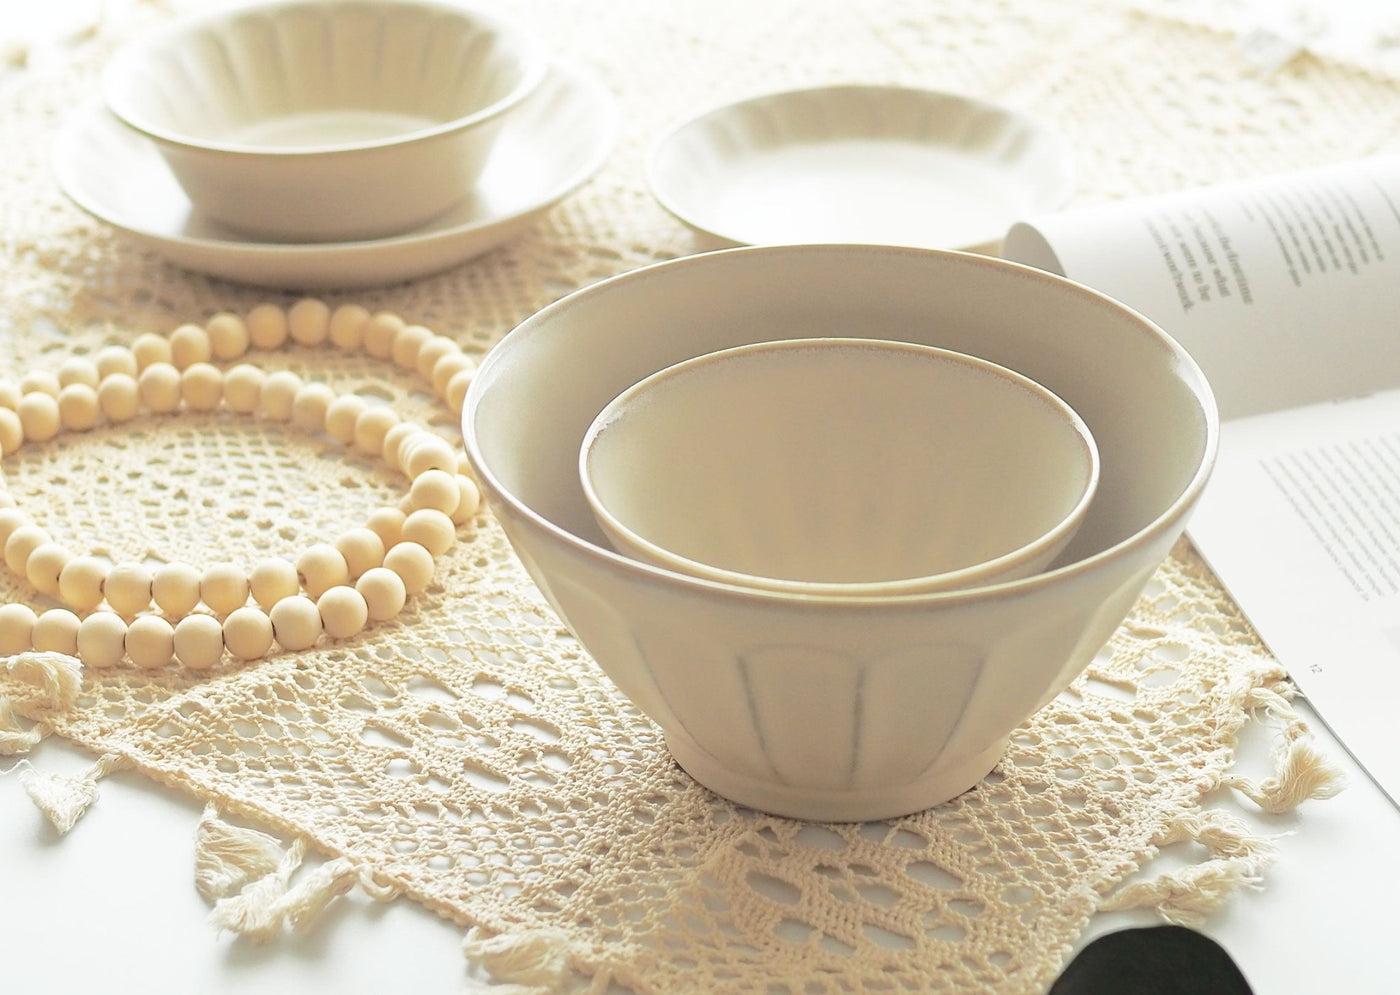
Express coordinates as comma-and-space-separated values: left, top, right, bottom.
0, 302, 483, 672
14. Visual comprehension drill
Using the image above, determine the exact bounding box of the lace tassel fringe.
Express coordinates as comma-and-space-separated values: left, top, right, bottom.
19, 752, 128, 834
461, 927, 614, 995
0, 652, 84, 755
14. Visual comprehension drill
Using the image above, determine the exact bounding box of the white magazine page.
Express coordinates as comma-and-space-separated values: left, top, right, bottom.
1003, 156, 1400, 420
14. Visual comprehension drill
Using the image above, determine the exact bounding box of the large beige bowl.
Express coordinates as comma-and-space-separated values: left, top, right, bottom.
463, 245, 1217, 822
580, 338, 1099, 596
101, 0, 547, 242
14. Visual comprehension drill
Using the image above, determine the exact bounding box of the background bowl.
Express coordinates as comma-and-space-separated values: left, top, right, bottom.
580, 337, 1100, 596
101, 0, 547, 242
463, 245, 1217, 821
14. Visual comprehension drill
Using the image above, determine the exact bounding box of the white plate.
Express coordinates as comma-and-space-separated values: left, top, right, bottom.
647, 85, 1073, 253
52, 64, 619, 289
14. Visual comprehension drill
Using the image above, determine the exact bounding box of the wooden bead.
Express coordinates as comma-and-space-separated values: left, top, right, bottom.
328, 304, 370, 351
58, 357, 100, 389
126, 614, 175, 669
324, 394, 368, 444
138, 363, 183, 413
335, 527, 385, 579
402, 508, 456, 557
353, 404, 399, 457
97, 374, 140, 422
365, 507, 407, 549
416, 336, 460, 383
25, 542, 71, 596
391, 324, 433, 371
20, 370, 60, 398
246, 304, 288, 351
0, 509, 32, 547
296, 543, 349, 598
201, 561, 250, 616
174, 613, 225, 670
432, 352, 473, 399
77, 612, 127, 668
288, 298, 330, 346
5, 523, 52, 576
33, 608, 81, 656
0, 379, 20, 408
59, 555, 107, 611
381, 421, 423, 473
408, 469, 459, 515
317, 585, 368, 639
451, 475, 481, 525
95, 345, 139, 380
259, 370, 303, 421
356, 567, 406, 622
250, 558, 299, 610
223, 606, 274, 660
0, 603, 37, 656
207, 312, 250, 361
105, 562, 153, 616
362, 312, 404, 360
153, 561, 202, 617
404, 435, 458, 478
16, 391, 60, 442
181, 362, 224, 411
270, 595, 322, 651
291, 381, 336, 432
169, 323, 213, 370
57, 383, 100, 431
384, 541, 434, 595
0, 407, 22, 455
223, 364, 266, 414
131, 333, 173, 371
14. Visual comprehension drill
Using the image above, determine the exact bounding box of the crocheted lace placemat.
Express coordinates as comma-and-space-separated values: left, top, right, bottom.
1, 0, 1386, 991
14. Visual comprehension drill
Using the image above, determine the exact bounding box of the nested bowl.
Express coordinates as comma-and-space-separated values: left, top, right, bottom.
101, 0, 547, 242
463, 245, 1217, 822
580, 337, 1100, 596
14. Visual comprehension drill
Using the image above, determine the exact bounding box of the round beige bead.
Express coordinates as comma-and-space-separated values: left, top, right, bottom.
33, 608, 81, 656
181, 362, 224, 411
97, 373, 141, 423
404, 435, 458, 479
206, 311, 250, 361
59, 555, 107, 611
131, 333, 173, 371
153, 561, 202, 617
0, 407, 23, 455
296, 543, 349, 598
246, 304, 288, 351
223, 364, 266, 414
353, 404, 399, 458
5, 523, 52, 576
250, 558, 299, 611
402, 508, 456, 557
409, 469, 459, 515
174, 613, 225, 670
451, 475, 481, 525
362, 312, 404, 360
16, 391, 60, 442
288, 298, 331, 346
381, 421, 423, 473
26, 541, 71, 596
201, 562, 250, 616
105, 561, 153, 616
356, 566, 406, 622
328, 304, 370, 351
291, 381, 336, 432
335, 527, 385, 579
77, 611, 128, 668
20, 370, 60, 398
384, 541, 435, 595
0, 603, 37, 656
223, 605, 274, 660
0, 379, 20, 408
58, 357, 100, 390
57, 383, 100, 431
416, 336, 460, 383
169, 323, 213, 370
270, 595, 322, 651
365, 507, 406, 549
324, 394, 368, 445
138, 363, 183, 413
126, 614, 175, 669
95, 345, 139, 380
259, 370, 303, 421
317, 585, 368, 640
0, 509, 31, 547
432, 352, 473, 399
391, 324, 433, 371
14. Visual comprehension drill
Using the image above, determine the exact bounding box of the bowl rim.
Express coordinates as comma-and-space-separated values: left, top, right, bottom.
100, 0, 549, 158
463, 244, 1219, 609
577, 336, 1102, 597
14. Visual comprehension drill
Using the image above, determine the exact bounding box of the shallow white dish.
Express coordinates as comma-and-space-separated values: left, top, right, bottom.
52, 64, 618, 289
647, 85, 1074, 253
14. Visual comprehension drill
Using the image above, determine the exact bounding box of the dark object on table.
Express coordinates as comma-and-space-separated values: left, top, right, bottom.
1050, 925, 1254, 994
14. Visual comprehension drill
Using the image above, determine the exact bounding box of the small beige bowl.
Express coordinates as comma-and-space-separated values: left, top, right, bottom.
101, 0, 547, 242
580, 338, 1099, 596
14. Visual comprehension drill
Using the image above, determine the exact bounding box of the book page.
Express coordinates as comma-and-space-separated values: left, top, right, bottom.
1004, 156, 1400, 420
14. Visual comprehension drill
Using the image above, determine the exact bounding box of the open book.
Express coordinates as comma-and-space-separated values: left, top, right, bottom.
1003, 156, 1400, 805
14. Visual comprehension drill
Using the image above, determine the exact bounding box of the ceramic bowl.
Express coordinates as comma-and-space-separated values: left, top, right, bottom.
101, 0, 547, 242
462, 245, 1217, 822
580, 338, 1099, 596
